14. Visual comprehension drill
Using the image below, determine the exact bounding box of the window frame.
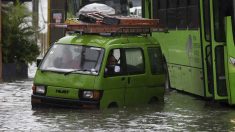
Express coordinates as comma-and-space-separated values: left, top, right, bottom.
203, 0, 211, 41
39, 43, 105, 75
213, 0, 232, 42
124, 48, 146, 75
104, 48, 125, 77
187, 0, 200, 30
147, 47, 165, 75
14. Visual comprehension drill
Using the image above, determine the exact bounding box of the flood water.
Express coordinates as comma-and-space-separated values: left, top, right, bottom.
1, 79, 235, 131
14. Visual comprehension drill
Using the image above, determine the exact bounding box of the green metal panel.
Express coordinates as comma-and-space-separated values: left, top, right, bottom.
34, 70, 97, 90
209, 0, 228, 100
152, 30, 205, 97
200, 0, 213, 98
225, 17, 235, 104
96, 41, 165, 108
98, 74, 126, 108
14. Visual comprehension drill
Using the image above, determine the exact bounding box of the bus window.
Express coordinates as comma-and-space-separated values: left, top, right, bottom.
187, 0, 199, 29
159, 0, 167, 9
188, 0, 197, 5
203, 0, 211, 41
155, 0, 167, 27
213, 0, 232, 42
177, 0, 187, 29
153, 0, 157, 19
167, 0, 177, 29
158, 10, 167, 28
148, 47, 164, 74
168, 0, 177, 8
167, 9, 177, 29
178, 0, 187, 7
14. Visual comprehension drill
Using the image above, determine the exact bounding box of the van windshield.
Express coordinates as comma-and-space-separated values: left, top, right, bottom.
40, 44, 104, 75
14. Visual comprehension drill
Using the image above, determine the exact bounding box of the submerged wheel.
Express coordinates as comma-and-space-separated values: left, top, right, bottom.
108, 102, 118, 109
148, 97, 158, 104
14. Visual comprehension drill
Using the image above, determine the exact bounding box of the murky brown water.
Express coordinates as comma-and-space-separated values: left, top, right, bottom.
1, 79, 235, 131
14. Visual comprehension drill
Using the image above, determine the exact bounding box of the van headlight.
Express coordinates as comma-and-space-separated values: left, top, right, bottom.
32, 85, 46, 95
83, 91, 93, 99
80, 90, 102, 100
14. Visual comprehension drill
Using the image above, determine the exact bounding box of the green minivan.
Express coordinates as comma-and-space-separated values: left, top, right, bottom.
31, 34, 165, 109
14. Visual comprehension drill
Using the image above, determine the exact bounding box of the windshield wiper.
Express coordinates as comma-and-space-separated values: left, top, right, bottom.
64, 69, 90, 76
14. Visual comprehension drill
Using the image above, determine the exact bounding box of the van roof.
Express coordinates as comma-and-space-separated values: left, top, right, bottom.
56, 34, 158, 48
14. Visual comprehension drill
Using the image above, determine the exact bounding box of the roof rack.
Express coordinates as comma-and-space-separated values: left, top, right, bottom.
53, 12, 159, 34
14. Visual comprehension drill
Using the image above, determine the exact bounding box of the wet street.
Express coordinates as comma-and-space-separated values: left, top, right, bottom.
0, 78, 235, 131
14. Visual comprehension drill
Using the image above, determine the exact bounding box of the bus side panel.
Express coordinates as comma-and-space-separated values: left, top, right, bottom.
191, 68, 204, 96
153, 30, 205, 97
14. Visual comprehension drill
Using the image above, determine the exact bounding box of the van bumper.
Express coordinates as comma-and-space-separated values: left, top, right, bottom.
31, 94, 100, 109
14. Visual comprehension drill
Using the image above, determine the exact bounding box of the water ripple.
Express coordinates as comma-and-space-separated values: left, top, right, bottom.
0, 80, 235, 131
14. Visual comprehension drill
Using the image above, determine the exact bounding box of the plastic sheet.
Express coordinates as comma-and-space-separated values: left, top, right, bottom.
77, 3, 115, 16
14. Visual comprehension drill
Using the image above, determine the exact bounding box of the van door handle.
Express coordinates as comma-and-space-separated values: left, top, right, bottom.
128, 77, 130, 84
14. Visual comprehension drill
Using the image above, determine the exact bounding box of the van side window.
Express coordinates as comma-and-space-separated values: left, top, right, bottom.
148, 47, 164, 74
105, 49, 122, 76
125, 48, 144, 74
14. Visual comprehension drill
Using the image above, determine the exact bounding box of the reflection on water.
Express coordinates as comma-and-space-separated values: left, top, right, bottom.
1, 80, 235, 131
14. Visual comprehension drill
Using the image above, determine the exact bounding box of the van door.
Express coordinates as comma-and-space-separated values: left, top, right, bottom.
123, 48, 148, 106
101, 49, 127, 108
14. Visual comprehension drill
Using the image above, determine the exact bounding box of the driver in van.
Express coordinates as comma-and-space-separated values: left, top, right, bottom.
105, 55, 120, 74
54, 48, 80, 69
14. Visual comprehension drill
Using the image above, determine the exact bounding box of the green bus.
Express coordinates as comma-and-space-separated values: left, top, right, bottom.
142, 0, 235, 105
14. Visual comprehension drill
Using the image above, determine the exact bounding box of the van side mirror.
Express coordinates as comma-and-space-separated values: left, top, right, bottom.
36, 58, 42, 67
